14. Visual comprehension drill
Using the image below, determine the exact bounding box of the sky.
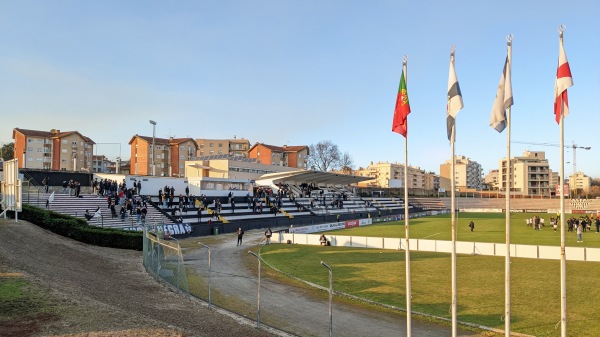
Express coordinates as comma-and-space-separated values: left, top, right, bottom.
1, 0, 599, 178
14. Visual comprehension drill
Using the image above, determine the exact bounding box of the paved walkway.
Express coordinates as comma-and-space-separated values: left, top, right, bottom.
188, 229, 482, 337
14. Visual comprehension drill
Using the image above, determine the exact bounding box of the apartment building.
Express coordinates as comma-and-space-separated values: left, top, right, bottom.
439, 155, 483, 191
129, 135, 198, 177
484, 169, 500, 190
569, 171, 591, 194
247, 143, 309, 169
195, 137, 251, 158
354, 161, 434, 189
12, 128, 95, 171
498, 150, 551, 197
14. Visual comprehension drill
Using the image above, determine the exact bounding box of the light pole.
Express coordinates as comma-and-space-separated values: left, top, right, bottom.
321, 261, 333, 337
149, 120, 157, 176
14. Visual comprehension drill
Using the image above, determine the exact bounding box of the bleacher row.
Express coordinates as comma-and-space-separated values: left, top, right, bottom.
31, 192, 171, 230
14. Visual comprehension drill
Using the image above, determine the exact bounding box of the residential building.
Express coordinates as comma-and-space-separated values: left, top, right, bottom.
354, 161, 434, 190
498, 150, 551, 197
247, 143, 309, 169
195, 137, 251, 158
569, 171, 591, 194
484, 169, 499, 190
439, 155, 483, 191
12, 128, 94, 171
129, 135, 198, 177
92, 155, 113, 173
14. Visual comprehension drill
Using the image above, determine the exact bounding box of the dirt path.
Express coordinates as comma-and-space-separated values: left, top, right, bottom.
190, 229, 482, 337
0, 219, 277, 337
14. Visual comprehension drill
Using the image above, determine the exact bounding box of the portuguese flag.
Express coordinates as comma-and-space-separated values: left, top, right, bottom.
392, 70, 411, 137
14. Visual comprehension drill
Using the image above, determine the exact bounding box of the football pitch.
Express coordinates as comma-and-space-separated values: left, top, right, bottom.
259, 212, 600, 337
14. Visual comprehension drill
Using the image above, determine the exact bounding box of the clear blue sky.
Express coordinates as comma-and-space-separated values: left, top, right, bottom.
1, 0, 598, 178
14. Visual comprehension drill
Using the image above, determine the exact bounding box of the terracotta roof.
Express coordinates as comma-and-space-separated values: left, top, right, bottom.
249, 143, 308, 154
128, 135, 197, 147
13, 128, 95, 143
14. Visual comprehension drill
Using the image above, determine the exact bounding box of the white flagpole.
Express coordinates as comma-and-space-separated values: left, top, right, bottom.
450, 48, 457, 337
402, 55, 412, 337
558, 27, 567, 337
504, 35, 513, 337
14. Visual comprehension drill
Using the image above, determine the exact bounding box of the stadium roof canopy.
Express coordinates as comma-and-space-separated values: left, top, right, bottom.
255, 169, 372, 186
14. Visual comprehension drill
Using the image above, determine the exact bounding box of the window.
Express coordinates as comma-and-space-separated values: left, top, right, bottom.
180, 155, 185, 159
180, 146, 184, 151
200, 144, 204, 148
28, 139, 33, 143
27, 147, 33, 152
62, 149, 67, 153
218, 143, 222, 147
62, 139, 67, 144
37, 148, 43, 152
209, 143, 214, 147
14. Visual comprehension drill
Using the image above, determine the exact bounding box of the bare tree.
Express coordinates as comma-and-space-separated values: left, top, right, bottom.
339, 151, 354, 174
308, 140, 340, 172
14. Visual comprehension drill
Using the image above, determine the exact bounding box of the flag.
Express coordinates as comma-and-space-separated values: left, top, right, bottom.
490, 55, 513, 132
392, 70, 411, 137
447, 55, 463, 142
554, 37, 573, 123
48, 191, 55, 203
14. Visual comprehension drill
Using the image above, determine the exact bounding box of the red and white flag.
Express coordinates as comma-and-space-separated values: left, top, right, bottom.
554, 37, 573, 123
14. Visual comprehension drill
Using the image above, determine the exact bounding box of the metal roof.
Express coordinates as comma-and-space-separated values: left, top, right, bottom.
255, 169, 371, 186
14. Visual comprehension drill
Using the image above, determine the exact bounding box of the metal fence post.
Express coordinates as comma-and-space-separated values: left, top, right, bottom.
321, 261, 333, 337
198, 242, 212, 308
248, 251, 261, 329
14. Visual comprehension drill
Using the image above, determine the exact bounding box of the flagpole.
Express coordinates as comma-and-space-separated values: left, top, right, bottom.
402, 55, 412, 337
558, 26, 568, 337
504, 34, 513, 337
449, 48, 458, 337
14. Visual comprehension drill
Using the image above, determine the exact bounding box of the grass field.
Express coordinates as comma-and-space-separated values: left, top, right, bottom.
259, 213, 600, 337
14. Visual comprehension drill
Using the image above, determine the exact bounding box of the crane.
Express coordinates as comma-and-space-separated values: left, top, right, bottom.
511, 140, 591, 174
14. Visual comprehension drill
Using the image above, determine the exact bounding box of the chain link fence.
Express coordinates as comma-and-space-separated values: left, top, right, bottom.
142, 226, 189, 293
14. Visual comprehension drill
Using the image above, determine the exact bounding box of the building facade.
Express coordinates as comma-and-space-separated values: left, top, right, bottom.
439, 155, 483, 191
195, 137, 251, 158
569, 171, 591, 194
354, 161, 435, 190
247, 143, 309, 169
484, 169, 500, 190
498, 151, 551, 197
129, 135, 198, 177
12, 128, 95, 171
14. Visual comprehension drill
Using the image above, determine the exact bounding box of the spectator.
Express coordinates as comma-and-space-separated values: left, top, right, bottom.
265, 227, 272, 244
469, 221, 475, 232
320, 234, 327, 246
236, 227, 244, 246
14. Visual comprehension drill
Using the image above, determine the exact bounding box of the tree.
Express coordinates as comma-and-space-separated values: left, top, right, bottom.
339, 151, 354, 174
308, 140, 354, 172
1, 142, 14, 161
308, 140, 340, 171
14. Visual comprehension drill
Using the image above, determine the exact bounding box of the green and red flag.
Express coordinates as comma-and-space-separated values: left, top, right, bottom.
392, 70, 411, 137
